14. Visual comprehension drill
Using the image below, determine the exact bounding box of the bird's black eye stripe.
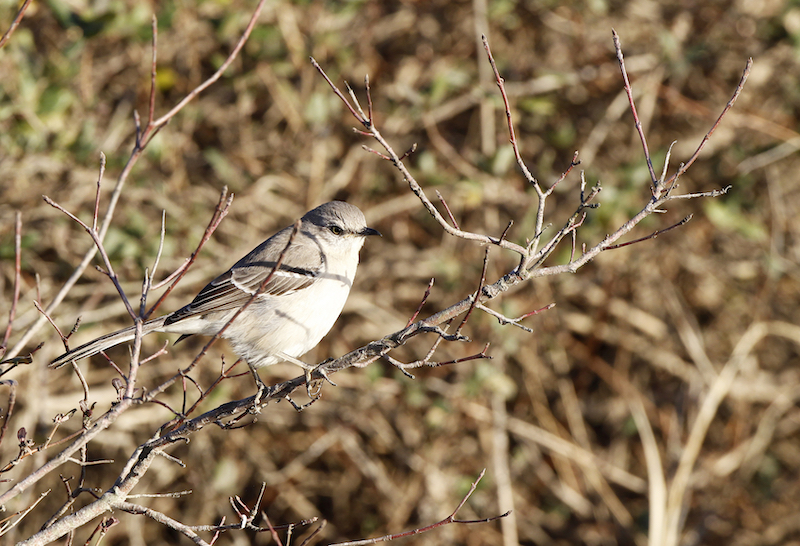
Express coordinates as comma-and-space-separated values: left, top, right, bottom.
329, 225, 344, 235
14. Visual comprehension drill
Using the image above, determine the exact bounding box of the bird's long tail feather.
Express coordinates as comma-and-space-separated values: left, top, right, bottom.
49, 316, 168, 369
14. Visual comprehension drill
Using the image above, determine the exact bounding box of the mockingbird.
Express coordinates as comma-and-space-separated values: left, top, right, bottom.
50, 201, 380, 386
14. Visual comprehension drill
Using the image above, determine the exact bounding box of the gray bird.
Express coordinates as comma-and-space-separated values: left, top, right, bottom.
50, 201, 380, 383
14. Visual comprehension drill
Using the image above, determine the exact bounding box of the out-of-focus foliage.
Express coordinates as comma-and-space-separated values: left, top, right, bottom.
1, 0, 799, 544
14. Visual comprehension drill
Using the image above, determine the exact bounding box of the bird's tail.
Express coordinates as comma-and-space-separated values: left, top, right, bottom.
49, 316, 168, 369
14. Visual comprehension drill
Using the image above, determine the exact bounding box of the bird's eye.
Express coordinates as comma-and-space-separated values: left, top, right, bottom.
329, 225, 344, 236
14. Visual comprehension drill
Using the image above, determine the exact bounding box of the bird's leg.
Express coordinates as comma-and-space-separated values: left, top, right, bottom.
277, 352, 337, 398
247, 362, 270, 408
313, 358, 337, 386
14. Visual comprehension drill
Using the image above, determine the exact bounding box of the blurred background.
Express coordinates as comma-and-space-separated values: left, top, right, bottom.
1, 0, 799, 544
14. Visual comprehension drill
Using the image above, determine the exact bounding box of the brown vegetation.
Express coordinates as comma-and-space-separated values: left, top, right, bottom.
1, 1, 799, 544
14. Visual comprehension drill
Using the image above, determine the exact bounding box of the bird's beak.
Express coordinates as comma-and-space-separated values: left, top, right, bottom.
361, 227, 382, 237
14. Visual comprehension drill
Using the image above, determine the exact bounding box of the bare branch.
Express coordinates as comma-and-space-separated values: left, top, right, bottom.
664, 59, 752, 186
311, 58, 528, 257
329, 469, 509, 546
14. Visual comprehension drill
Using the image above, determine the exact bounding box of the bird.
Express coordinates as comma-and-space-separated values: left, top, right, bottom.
50, 201, 380, 386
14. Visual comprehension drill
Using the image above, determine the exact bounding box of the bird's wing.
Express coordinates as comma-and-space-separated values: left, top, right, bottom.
164, 227, 322, 325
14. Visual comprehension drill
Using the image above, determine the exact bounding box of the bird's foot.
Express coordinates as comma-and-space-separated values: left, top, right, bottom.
304, 359, 337, 398
304, 368, 323, 399
249, 367, 271, 411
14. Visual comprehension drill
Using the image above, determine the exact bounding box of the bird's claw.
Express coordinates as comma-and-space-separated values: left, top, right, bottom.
304, 363, 336, 399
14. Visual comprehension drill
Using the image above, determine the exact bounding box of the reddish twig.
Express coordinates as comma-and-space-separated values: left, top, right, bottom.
139, 341, 170, 365
147, 0, 267, 136
551, 151, 581, 194
605, 215, 693, 250
664, 59, 752, 186
0, 0, 31, 50
398, 143, 417, 160
483, 35, 580, 259
298, 519, 327, 546
33, 300, 64, 344
612, 29, 658, 189
406, 279, 435, 328
42, 188, 136, 321
147, 16, 157, 130
387, 343, 492, 372
476, 303, 555, 333
330, 469, 509, 546
455, 248, 490, 337
310, 61, 367, 125
91, 153, 106, 232
482, 35, 537, 189
174, 359, 244, 425
435, 191, 460, 229
146, 187, 234, 317
261, 510, 283, 546
499, 221, 513, 243
361, 145, 391, 161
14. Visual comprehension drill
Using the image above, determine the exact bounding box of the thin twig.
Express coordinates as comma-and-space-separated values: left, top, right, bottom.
91, 153, 106, 232
330, 469, 509, 546
147, 187, 233, 314
0, 489, 50, 536
436, 190, 460, 229
0, 0, 31, 49
0, 380, 18, 448
148, 0, 267, 132
605, 215, 693, 250
388, 344, 492, 371
547, 151, 580, 196
612, 29, 658, 189
664, 59, 752, 186
406, 279, 435, 328
665, 185, 732, 201
455, 248, 490, 337
311, 56, 528, 257
1, 212, 22, 358
482, 35, 538, 189
43, 183, 137, 321
147, 15, 157, 129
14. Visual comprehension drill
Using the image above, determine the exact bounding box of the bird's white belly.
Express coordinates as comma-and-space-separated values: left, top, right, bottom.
225, 275, 352, 368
